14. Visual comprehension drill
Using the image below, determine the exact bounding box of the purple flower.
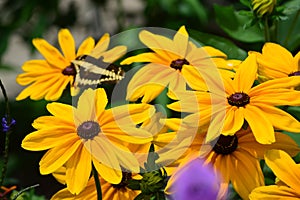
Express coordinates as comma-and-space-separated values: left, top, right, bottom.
2, 117, 16, 132
172, 158, 220, 200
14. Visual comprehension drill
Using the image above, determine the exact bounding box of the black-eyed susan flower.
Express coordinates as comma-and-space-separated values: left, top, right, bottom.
16, 29, 125, 101
165, 127, 300, 200
21, 88, 154, 194
120, 26, 228, 103
250, 42, 300, 82
51, 168, 140, 200
249, 149, 300, 199
169, 54, 300, 144
252, 0, 276, 18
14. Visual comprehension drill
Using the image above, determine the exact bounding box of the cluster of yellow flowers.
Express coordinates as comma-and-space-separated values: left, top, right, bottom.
17, 26, 300, 199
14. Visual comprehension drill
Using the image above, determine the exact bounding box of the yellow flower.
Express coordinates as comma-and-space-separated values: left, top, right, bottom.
51, 167, 140, 200
21, 88, 154, 194
250, 42, 300, 82
127, 113, 195, 176
121, 26, 229, 103
16, 29, 126, 101
169, 54, 300, 144
165, 128, 300, 200
249, 149, 300, 199
252, 0, 276, 17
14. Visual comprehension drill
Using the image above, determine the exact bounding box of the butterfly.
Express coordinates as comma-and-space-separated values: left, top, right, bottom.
71, 38, 127, 88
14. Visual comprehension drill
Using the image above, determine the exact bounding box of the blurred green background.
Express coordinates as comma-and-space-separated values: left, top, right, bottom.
0, 0, 299, 199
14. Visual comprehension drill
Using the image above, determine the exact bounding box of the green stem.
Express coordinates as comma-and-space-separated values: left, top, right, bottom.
92, 164, 102, 200
264, 17, 271, 42
0, 79, 12, 187
284, 10, 300, 46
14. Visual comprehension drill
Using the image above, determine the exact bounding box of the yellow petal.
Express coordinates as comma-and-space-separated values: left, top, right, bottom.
222, 106, 245, 135
58, 29, 76, 61
230, 150, 264, 200
139, 29, 178, 59
76, 37, 95, 56
33, 38, 69, 68
52, 166, 66, 184
74, 88, 101, 126
249, 185, 300, 200
181, 65, 209, 91
21, 129, 77, 151
254, 103, 300, 133
265, 149, 300, 191
39, 140, 82, 174
203, 46, 227, 58
240, 131, 300, 159
65, 146, 91, 194
121, 52, 166, 65
46, 102, 73, 120
244, 104, 275, 144
233, 54, 257, 93
90, 33, 110, 58
250, 88, 300, 106
93, 160, 122, 184
250, 76, 300, 95
101, 46, 127, 63
261, 43, 295, 73
173, 25, 189, 57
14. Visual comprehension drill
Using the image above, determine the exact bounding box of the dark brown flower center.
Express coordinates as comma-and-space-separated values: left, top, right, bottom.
77, 121, 100, 139
62, 64, 76, 76
112, 172, 132, 189
288, 71, 300, 76
212, 134, 238, 155
170, 58, 189, 71
227, 92, 250, 107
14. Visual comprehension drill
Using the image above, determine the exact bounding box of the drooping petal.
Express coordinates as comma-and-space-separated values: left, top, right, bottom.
58, 29, 76, 61
65, 145, 92, 194
240, 131, 300, 159
254, 103, 300, 133
45, 76, 72, 101
265, 149, 300, 191
86, 136, 122, 178
244, 105, 275, 144
230, 150, 264, 200
222, 106, 245, 135
39, 140, 82, 174
93, 159, 122, 184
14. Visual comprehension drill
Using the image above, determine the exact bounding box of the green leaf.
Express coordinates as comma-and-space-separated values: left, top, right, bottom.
214, 5, 264, 43
239, 0, 251, 8
281, 0, 300, 15
189, 29, 247, 59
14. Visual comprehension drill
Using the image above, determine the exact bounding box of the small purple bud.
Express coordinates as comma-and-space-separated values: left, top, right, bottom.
172, 158, 220, 200
1, 117, 16, 132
